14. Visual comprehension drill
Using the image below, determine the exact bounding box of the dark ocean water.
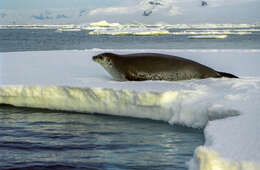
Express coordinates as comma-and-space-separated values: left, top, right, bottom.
0, 105, 203, 170
0, 28, 259, 52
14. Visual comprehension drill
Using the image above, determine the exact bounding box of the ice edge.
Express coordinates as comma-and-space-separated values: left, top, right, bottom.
1, 81, 259, 170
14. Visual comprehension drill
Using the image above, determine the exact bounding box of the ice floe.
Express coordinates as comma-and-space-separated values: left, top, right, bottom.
0, 49, 260, 170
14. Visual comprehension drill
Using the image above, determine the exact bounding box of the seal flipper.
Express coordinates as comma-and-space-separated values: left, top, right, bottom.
217, 71, 239, 78
125, 73, 147, 81
124, 70, 148, 81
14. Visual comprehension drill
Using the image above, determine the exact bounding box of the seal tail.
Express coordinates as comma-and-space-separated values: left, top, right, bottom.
217, 71, 239, 78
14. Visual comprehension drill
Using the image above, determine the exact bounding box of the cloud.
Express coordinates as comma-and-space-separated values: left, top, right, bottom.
197, 0, 258, 7
88, 7, 134, 16
1, 0, 259, 24
88, 0, 183, 17
138, 0, 182, 16
168, 5, 182, 16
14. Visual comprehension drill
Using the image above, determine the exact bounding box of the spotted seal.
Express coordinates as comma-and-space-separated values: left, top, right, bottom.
93, 52, 238, 81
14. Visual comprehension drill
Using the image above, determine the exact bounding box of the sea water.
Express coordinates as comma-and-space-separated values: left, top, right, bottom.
0, 105, 203, 170
0, 26, 259, 170
0, 27, 259, 52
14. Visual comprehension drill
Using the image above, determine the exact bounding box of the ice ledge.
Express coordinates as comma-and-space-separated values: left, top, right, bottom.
1, 77, 260, 170
189, 147, 260, 170
0, 82, 241, 128
0, 77, 259, 169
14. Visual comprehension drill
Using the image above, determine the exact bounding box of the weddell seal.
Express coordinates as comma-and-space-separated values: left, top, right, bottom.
93, 52, 238, 81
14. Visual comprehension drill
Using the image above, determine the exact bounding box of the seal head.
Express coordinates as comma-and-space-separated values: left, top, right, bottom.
93, 53, 127, 80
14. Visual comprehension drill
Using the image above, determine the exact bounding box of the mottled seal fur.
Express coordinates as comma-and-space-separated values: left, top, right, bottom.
93, 52, 238, 81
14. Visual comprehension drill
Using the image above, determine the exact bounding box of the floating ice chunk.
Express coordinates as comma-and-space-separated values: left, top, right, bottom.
188, 35, 228, 39
173, 31, 252, 35
56, 28, 81, 32
89, 28, 169, 36
89, 20, 122, 28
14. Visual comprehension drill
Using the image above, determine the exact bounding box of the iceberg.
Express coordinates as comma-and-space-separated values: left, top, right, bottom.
1, 49, 260, 170
89, 20, 122, 28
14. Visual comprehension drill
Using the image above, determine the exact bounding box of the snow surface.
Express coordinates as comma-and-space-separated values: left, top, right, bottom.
1, 49, 260, 170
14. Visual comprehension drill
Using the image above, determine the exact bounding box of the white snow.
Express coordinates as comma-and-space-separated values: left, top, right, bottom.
0, 49, 260, 170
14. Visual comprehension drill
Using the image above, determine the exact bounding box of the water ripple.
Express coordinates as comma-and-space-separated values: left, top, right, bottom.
0, 105, 204, 170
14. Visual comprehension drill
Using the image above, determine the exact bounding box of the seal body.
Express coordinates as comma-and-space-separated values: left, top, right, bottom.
93, 53, 238, 81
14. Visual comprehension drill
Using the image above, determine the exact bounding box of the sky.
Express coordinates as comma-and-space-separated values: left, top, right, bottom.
0, 0, 259, 25
0, 0, 122, 9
